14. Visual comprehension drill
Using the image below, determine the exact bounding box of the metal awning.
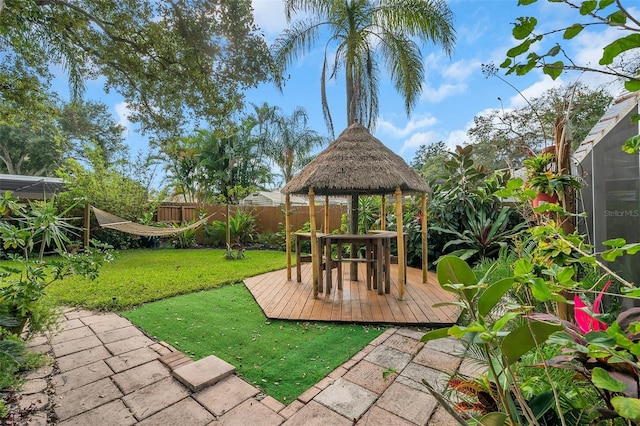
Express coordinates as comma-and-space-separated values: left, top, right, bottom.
0, 174, 65, 200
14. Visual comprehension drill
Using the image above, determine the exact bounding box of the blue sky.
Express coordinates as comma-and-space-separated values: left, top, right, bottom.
67, 0, 630, 178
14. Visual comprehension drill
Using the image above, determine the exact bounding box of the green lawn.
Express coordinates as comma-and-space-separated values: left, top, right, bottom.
40, 248, 386, 403
123, 284, 385, 403
47, 248, 288, 310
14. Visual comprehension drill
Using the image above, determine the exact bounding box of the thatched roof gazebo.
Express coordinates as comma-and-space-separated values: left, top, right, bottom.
281, 122, 430, 299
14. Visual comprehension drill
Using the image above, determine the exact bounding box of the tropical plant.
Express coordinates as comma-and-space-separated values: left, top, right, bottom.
523, 152, 580, 197
529, 306, 640, 424
422, 256, 567, 424
208, 208, 257, 246
432, 206, 529, 262
170, 222, 198, 249
427, 146, 525, 266
0, 192, 113, 337
272, 0, 455, 137
258, 104, 326, 186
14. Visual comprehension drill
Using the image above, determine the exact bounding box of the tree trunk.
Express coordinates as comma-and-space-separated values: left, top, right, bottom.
346, 61, 356, 125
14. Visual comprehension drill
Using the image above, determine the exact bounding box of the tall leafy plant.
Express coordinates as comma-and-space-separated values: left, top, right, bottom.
0, 192, 113, 336
428, 146, 525, 266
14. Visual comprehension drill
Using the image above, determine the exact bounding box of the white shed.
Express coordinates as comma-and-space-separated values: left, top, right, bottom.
240, 191, 307, 207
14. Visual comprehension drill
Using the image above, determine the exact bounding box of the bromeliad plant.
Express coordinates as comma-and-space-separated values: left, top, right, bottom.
0, 191, 113, 337
522, 152, 580, 199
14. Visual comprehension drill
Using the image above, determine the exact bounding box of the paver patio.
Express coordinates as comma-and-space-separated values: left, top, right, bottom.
14, 307, 475, 425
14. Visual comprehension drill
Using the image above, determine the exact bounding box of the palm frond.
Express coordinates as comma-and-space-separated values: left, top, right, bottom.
378, 30, 423, 115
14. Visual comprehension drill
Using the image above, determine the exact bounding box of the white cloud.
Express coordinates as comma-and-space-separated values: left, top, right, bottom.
377, 114, 438, 138
444, 59, 480, 81
421, 82, 467, 102
420, 55, 481, 103
444, 129, 470, 151
115, 102, 132, 131
508, 76, 564, 108
400, 131, 440, 153
252, 0, 287, 38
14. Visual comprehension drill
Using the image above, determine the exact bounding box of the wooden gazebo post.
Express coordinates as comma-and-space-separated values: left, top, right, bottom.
324, 195, 330, 233
395, 187, 405, 300
421, 192, 428, 284
350, 194, 359, 280
285, 194, 292, 281
380, 195, 386, 230
309, 187, 319, 298
83, 202, 90, 248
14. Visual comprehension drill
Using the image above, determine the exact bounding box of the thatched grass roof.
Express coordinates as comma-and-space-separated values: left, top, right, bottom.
282, 123, 430, 196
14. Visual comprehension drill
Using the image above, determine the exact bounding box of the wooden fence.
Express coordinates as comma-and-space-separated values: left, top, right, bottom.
156, 203, 347, 234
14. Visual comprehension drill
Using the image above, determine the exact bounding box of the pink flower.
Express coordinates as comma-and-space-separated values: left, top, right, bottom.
574, 280, 612, 333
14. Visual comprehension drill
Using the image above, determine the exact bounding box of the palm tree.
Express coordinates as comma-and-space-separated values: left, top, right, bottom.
265, 106, 327, 185
273, 0, 456, 138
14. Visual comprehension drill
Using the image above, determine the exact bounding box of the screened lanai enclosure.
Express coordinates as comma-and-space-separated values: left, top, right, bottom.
575, 91, 640, 300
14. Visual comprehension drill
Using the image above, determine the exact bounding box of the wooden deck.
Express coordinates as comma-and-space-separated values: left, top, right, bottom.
244, 263, 461, 326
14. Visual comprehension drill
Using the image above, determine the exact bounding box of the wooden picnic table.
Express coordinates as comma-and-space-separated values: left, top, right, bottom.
323, 233, 392, 295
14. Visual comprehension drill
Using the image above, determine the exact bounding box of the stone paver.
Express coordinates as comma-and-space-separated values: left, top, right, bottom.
217, 398, 285, 426
282, 400, 352, 426
342, 360, 397, 395
97, 325, 146, 344
396, 327, 427, 341
23, 365, 53, 380
314, 378, 378, 420
424, 337, 467, 356
137, 397, 214, 426
260, 395, 286, 413
427, 406, 460, 426
64, 309, 95, 320
50, 326, 95, 344
57, 399, 136, 426
86, 315, 134, 334
194, 375, 259, 416
413, 346, 462, 373
122, 377, 190, 421
56, 345, 111, 372
52, 334, 103, 357
54, 378, 123, 421
364, 345, 413, 371
376, 382, 439, 425
106, 347, 160, 373
57, 317, 85, 331
16, 310, 471, 426
18, 392, 48, 411
398, 362, 450, 393
458, 357, 488, 378
381, 333, 424, 355
356, 405, 414, 425
19, 378, 47, 394
105, 335, 155, 356
112, 360, 171, 394
173, 355, 235, 392
51, 360, 113, 394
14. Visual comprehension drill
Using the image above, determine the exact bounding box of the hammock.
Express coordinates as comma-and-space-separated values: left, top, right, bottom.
92, 207, 210, 237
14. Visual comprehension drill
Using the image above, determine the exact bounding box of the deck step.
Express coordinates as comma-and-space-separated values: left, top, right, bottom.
159, 352, 194, 370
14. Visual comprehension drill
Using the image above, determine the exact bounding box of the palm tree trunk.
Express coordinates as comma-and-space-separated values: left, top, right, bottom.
346, 61, 356, 125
